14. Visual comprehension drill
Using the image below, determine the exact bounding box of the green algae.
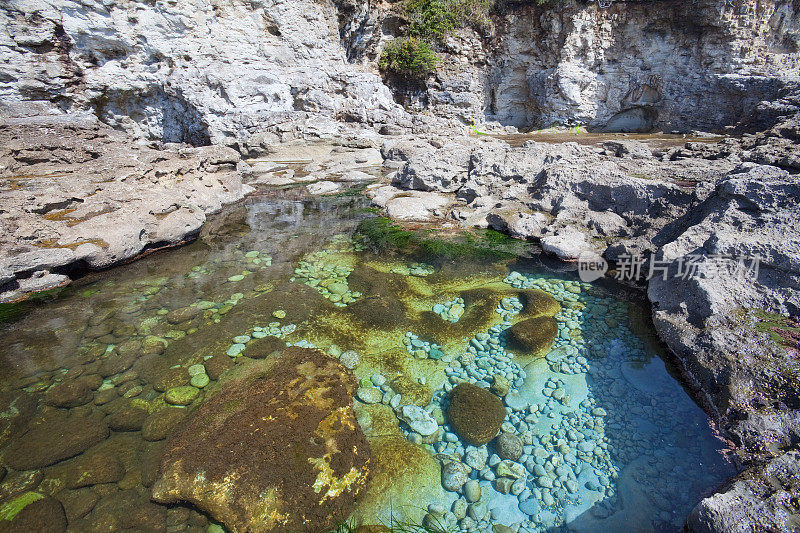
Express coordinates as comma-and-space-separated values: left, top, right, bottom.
355, 217, 529, 260
0, 491, 44, 521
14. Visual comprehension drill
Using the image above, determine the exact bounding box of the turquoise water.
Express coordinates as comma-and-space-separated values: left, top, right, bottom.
0, 194, 733, 532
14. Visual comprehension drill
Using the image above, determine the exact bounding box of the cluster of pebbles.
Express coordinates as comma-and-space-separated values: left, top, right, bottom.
402, 332, 445, 360
225, 251, 272, 282
388, 262, 435, 277
434, 297, 465, 323
291, 237, 363, 306
358, 270, 721, 532
225, 317, 297, 357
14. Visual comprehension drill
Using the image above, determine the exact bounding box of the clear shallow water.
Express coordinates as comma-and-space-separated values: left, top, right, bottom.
0, 194, 733, 532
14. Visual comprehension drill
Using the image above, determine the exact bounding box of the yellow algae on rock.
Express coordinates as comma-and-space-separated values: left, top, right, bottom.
350, 435, 446, 527
151, 347, 371, 533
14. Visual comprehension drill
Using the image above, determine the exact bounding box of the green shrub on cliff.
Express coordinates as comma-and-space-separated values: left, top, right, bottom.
379, 37, 439, 77
407, 0, 493, 39
379, 0, 493, 78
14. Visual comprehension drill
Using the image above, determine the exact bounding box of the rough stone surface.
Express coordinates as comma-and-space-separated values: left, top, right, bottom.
687, 451, 800, 533
0, 120, 246, 302
508, 316, 559, 357
151, 347, 371, 533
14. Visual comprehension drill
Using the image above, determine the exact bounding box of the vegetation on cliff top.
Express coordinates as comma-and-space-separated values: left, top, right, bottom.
379, 0, 493, 78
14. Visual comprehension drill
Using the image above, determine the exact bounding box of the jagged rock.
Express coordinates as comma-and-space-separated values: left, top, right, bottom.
151, 347, 371, 533
384, 192, 451, 221
0, 122, 247, 303
687, 451, 800, 533
540, 231, 597, 261
649, 163, 800, 455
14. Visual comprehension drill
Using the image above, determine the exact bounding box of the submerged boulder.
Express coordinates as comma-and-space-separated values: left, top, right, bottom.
507, 315, 558, 357
2, 412, 109, 471
518, 289, 561, 318
151, 347, 371, 533
447, 383, 505, 446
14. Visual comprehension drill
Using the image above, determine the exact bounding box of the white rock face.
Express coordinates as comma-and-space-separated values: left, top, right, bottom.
422, 0, 800, 131
0, 0, 416, 144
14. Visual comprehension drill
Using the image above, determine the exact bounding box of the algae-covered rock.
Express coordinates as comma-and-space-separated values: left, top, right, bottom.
2, 412, 109, 470
447, 383, 505, 446
151, 347, 371, 533
164, 386, 200, 406
518, 289, 561, 318
350, 435, 443, 527
0, 493, 66, 532
347, 295, 407, 330
507, 315, 558, 357
390, 375, 432, 407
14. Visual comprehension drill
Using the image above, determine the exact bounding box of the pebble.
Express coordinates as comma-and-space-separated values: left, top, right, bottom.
464, 480, 481, 502
226, 344, 246, 357
165, 386, 200, 406
190, 373, 210, 388
356, 387, 382, 404
339, 350, 360, 369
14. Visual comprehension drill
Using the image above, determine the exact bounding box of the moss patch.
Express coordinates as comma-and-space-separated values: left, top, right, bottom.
507, 315, 558, 359
447, 383, 505, 446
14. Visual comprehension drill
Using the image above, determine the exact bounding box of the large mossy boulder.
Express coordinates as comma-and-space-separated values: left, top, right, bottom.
151, 347, 372, 533
519, 289, 561, 318
507, 315, 558, 357
447, 383, 505, 446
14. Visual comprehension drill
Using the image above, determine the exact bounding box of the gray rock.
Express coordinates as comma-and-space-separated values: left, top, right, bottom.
306, 181, 341, 195
463, 480, 481, 503
495, 432, 524, 462
441, 460, 471, 492
687, 451, 800, 533
398, 405, 438, 436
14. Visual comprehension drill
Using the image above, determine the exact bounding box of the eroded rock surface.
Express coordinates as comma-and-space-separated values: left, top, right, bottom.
151, 347, 371, 533
0, 118, 246, 302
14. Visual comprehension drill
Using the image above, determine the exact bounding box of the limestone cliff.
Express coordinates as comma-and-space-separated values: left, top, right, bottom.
0, 0, 421, 146
398, 0, 800, 132
2, 0, 798, 142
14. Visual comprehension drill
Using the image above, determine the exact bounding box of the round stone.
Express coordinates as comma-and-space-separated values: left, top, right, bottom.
495, 432, 524, 462
339, 351, 361, 370
328, 282, 348, 295
464, 480, 481, 503
272, 310, 286, 319
226, 344, 246, 357
441, 460, 470, 492
165, 386, 200, 406
190, 373, 210, 388
187, 364, 206, 376
356, 387, 382, 404
447, 383, 506, 446
233, 335, 251, 344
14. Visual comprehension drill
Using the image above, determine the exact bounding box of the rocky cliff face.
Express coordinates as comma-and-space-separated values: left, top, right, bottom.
425, 0, 800, 132
0, 0, 424, 147
2, 0, 798, 143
